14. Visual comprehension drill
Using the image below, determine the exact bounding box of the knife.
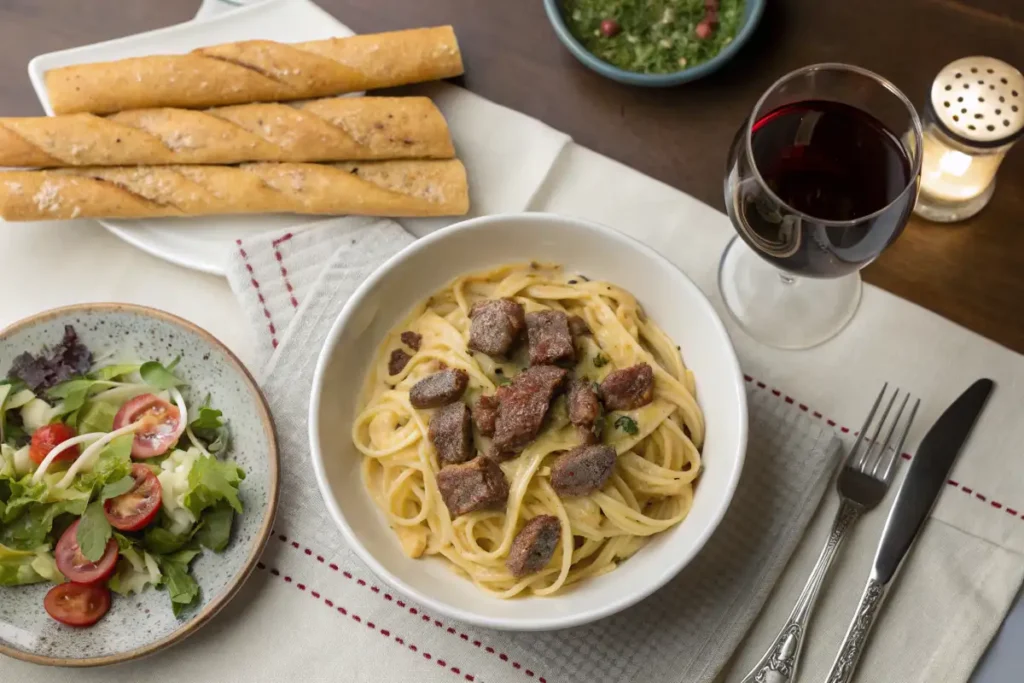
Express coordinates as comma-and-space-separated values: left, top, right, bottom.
823, 378, 995, 683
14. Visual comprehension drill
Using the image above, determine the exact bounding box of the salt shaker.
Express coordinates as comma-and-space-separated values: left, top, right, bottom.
914, 56, 1023, 223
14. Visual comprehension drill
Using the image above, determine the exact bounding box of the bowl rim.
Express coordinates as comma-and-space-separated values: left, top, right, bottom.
308, 212, 748, 630
542, 0, 766, 86
0, 302, 280, 667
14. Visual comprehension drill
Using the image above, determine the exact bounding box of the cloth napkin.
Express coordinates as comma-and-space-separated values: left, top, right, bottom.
226, 218, 843, 683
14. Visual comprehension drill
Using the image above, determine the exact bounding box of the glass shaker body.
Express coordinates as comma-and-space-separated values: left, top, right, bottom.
912, 56, 1023, 223
914, 119, 1013, 222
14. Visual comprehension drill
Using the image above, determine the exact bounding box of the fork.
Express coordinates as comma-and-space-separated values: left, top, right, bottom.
739, 384, 918, 683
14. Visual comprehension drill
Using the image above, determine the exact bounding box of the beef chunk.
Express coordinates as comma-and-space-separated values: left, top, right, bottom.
410, 369, 469, 409
436, 456, 509, 517
600, 363, 655, 410
388, 348, 412, 375
567, 379, 601, 426
576, 424, 601, 445
506, 515, 561, 577
525, 310, 575, 366
400, 331, 422, 351
568, 379, 602, 445
492, 365, 568, 453
468, 299, 526, 357
550, 444, 617, 497
429, 402, 473, 465
568, 315, 590, 338
472, 394, 499, 437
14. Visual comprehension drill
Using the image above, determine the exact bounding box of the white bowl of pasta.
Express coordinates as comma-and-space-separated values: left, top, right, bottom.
309, 213, 747, 630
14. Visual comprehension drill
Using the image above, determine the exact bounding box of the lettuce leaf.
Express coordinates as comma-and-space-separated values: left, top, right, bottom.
139, 361, 186, 390
188, 396, 230, 455
0, 466, 91, 549
30, 550, 63, 583
76, 501, 112, 562
90, 364, 140, 381
100, 475, 135, 501
0, 497, 86, 550
183, 456, 245, 517
143, 525, 192, 555
46, 379, 94, 416
71, 433, 134, 496
0, 543, 60, 586
75, 400, 118, 435
0, 443, 16, 481
194, 502, 234, 552
160, 555, 200, 617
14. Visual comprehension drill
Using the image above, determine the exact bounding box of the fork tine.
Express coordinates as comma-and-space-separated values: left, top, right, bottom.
870, 392, 910, 478
848, 383, 888, 470
881, 398, 920, 483
860, 388, 900, 474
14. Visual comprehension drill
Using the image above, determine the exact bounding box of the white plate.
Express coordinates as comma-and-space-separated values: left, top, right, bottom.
27, 0, 353, 276
309, 213, 748, 630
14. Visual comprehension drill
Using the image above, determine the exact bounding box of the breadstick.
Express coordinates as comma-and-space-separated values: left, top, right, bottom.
45, 27, 464, 115
0, 160, 468, 220
0, 97, 454, 167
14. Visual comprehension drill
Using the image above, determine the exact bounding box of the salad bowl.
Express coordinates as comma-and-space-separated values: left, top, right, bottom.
0, 303, 278, 666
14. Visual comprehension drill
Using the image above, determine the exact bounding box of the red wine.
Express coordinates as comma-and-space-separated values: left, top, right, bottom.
727, 100, 917, 277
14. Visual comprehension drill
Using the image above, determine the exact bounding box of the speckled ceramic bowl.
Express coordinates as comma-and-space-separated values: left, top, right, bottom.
0, 304, 278, 667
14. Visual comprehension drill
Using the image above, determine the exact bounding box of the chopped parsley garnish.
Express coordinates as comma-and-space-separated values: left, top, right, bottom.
593, 354, 609, 368
614, 415, 639, 435
563, 0, 744, 75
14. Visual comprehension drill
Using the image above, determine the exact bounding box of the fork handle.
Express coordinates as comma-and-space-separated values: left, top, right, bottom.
739, 499, 863, 683
823, 574, 890, 683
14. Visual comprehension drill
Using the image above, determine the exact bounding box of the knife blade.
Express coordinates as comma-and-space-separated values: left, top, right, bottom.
873, 378, 994, 583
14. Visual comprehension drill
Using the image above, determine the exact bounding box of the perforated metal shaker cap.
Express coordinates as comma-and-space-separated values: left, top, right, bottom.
931, 56, 1024, 147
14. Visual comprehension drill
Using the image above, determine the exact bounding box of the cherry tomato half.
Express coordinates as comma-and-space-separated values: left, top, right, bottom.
54, 519, 119, 585
29, 423, 79, 465
44, 582, 111, 628
113, 393, 184, 459
103, 463, 163, 531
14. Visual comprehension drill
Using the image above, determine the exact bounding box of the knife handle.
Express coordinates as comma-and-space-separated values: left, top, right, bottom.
824, 574, 890, 683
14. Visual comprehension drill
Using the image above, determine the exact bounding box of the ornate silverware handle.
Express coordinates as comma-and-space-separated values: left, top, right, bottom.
824, 575, 891, 683
740, 499, 863, 683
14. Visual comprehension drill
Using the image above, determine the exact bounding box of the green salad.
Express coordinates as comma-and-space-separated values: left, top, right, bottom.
563, 0, 744, 74
0, 325, 243, 628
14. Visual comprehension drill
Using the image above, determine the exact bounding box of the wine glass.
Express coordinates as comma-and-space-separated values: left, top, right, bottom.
719, 63, 923, 349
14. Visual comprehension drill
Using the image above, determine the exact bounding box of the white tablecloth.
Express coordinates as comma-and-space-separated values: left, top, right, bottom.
2, 142, 1023, 681
2, 0, 1023, 680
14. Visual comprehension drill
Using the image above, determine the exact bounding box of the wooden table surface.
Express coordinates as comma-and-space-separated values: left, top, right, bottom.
1, 0, 1022, 352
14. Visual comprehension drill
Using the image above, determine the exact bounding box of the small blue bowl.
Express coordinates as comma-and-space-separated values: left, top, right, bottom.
543, 0, 765, 87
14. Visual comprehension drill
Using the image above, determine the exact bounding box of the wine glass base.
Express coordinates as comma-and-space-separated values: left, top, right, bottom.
718, 236, 862, 349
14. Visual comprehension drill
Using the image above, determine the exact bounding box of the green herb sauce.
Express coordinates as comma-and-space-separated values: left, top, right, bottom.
563, 0, 745, 75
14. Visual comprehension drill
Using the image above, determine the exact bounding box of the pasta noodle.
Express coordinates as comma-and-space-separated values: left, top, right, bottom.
352, 263, 704, 597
